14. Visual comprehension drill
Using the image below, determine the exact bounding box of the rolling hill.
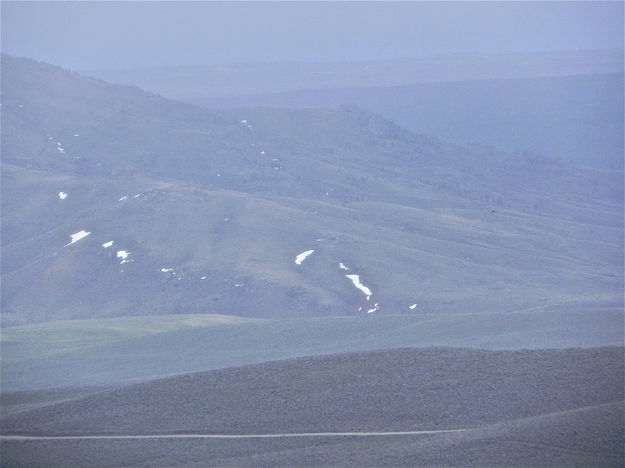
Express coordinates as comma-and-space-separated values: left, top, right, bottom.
191, 73, 625, 170
1, 308, 623, 391
1, 347, 623, 467
1, 54, 623, 327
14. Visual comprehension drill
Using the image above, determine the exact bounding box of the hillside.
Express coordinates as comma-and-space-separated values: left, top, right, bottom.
1, 347, 623, 467
2, 309, 623, 391
1, 54, 623, 325
192, 73, 625, 170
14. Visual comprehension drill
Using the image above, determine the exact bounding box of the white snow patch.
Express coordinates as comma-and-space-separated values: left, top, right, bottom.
65, 230, 91, 246
118, 195, 128, 201
132, 194, 141, 199
102, 241, 114, 248
160, 268, 173, 272
338, 262, 350, 271
345, 274, 372, 299
234, 283, 244, 287
367, 303, 379, 314
117, 250, 130, 263
73, 134, 80, 137
294, 249, 315, 265
409, 303, 417, 310
200, 276, 207, 280
247, 124, 253, 128
260, 151, 265, 155
240, 120, 248, 124
57, 147, 65, 154
58, 192, 68, 200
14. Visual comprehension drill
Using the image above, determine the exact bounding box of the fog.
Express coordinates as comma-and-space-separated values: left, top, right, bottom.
2, 1, 623, 70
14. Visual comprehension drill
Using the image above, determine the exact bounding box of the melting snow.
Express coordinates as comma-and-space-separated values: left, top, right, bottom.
409, 303, 417, 310
58, 192, 68, 200
260, 151, 265, 155
345, 274, 372, 299
367, 303, 379, 314
240, 120, 248, 123
294, 249, 315, 265
234, 283, 244, 287
102, 241, 114, 248
160, 268, 173, 272
200, 276, 207, 280
119, 195, 128, 201
57, 147, 65, 154
338, 262, 350, 271
132, 194, 141, 199
65, 230, 91, 246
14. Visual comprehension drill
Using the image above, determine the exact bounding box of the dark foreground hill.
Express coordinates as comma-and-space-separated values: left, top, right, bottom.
1, 54, 623, 325
1, 347, 623, 467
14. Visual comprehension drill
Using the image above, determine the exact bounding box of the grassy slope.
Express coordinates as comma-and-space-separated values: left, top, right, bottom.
2, 347, 622, 434
2, 55, 623, 326
2, 309, 622, 391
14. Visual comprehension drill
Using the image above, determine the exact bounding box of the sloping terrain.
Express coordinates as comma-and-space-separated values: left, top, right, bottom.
85, 49, 624, 100
192, 73, 625, 170
1, 54, 622, 326
2, 308, 623, 391
1, 347, 623, 467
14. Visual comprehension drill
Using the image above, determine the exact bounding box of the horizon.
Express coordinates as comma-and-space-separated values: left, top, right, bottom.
2, 1, 623, 70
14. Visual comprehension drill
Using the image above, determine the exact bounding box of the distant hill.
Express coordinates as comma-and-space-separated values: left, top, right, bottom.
191, 73, 624, 170
1, 54, 623, 325
1, 347, 623, 467
84, 49, 624, 100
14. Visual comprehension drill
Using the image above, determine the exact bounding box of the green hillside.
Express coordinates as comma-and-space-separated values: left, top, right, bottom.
2, 309, 622, 391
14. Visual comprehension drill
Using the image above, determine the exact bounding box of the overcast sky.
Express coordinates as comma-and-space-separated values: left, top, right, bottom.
2, 1, 623, 70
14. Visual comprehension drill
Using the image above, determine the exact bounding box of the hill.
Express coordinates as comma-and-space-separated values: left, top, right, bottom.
1, 54, 623, 325
192, 73, 624, 170
2, 309, 623, 391
84, 49, 624, 100
1, 347, 623, 467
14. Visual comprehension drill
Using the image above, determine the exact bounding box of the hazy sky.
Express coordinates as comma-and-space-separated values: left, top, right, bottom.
2, 1, 623, 70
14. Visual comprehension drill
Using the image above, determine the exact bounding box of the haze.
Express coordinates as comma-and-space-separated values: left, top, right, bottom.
2, 1, 623, 69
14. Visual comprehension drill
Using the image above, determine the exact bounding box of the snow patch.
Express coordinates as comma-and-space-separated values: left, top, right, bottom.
160, 268, 173, 272
118, 195, 128, 201
102, 241, 114, 248
367, 303, 379, 314
294, 249, 315, 265
240, 120, 247, 124
117, 250, 130, 264
345, 274, 372, 299
338, 262, 350, 271
65, 230, 90, 246
58, 192, 68, 200
409, 303, 417, 310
